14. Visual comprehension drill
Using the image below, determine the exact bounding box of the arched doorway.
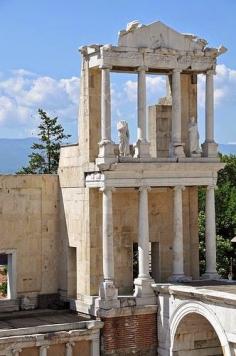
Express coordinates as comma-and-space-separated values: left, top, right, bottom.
172, 312, 223, 355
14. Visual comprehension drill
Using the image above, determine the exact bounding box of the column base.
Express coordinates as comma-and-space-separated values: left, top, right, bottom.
134, 277, 156, 299
168, 274, 192, 283
201, 272, 221, 280
96, 140, 117, 165
99, 280, 118, 300
134, 140, 150, 158
201, 141, 218, 158
169, 143, 185, 158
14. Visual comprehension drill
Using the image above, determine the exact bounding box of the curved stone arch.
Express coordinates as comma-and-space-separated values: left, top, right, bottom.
170, 300, 231, 356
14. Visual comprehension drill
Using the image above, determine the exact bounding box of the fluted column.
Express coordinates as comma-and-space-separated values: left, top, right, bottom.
202, 70, 218, 157
134, 66, 150, 158
99, 187, 118, 302
202, 185, 220, 279
134, 186, 155, 299
169, 186, 189, 282
97, 66, 115, 162
66, 342, 75, 356
170, 69, 185, 158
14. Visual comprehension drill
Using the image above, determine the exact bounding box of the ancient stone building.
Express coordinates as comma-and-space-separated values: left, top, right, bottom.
0, 20, 236, 356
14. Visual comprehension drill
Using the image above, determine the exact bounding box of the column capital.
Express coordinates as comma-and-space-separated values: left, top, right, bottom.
12, 349, 22, 355
99, 64, 112, 70
173, 185, 185, 192
66, 342, 75, 348
138, 186, 151, 192
206, 184, 217, 191
100, 186, 116, 193
137, 65, 148, 72
172, 68, 182, 74
206, 69, 216, 76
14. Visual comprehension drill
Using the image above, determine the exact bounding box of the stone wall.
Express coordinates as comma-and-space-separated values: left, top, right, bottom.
0, 175, 59, 307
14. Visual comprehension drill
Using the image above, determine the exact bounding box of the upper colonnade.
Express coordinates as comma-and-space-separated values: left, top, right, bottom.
80, 21, 227, 163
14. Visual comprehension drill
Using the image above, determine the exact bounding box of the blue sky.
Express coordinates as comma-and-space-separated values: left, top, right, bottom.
0, 0, 236, 143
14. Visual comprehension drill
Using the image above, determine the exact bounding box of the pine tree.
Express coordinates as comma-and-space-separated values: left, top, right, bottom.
17, 109, 71, 174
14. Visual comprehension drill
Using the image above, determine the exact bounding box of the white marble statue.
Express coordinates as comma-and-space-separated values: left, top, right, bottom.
117, 121, 130, 156
188, 116, 201, 155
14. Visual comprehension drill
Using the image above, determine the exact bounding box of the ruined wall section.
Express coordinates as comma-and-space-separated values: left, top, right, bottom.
0, 175, 59, 306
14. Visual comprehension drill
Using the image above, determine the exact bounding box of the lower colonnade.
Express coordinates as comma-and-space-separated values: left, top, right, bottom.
100, 184, 219, 300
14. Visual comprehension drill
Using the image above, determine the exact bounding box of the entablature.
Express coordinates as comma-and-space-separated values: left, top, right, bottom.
85, 162, 224, 189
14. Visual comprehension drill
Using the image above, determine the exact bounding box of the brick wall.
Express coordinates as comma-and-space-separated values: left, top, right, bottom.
101, 313, 157, 355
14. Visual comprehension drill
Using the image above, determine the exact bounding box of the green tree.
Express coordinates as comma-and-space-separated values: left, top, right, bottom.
17, 109, 71, 174
199, 154, 236, 278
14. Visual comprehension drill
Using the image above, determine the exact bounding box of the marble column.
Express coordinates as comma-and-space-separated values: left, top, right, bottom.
202, 185, 220, 279
169, 186, 189, 282
11, 350, 22, 356
98, 66, 115, 162
170, 69, 185, 158
99, 187, 118, 302
91, 335, 100, 356
39, 346, 49, 356
65, 342, 75, 356
134, 186, 155, 299
202, 70, 218, 157
134, 66, 150, 158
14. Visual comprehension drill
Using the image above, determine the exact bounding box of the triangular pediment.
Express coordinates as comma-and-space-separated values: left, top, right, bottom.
118, 21, 206, 51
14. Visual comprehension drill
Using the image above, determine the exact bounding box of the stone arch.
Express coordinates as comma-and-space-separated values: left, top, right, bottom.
170, 300, 231, 355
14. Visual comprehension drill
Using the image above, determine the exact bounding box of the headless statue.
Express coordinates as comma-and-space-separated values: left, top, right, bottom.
117, 120, 130, 156
188, 116, 201, 155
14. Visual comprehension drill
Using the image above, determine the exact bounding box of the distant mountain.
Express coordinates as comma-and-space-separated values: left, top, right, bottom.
0, 138, 36, 174
219, 144, 236, 155
0, 139, 235, 174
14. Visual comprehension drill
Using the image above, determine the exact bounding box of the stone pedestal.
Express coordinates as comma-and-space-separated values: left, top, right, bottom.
202, 141, 218, 158
134, 140, 150, 158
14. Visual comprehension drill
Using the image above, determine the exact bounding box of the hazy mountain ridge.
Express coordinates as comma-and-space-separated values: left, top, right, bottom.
0, 138, 235, 174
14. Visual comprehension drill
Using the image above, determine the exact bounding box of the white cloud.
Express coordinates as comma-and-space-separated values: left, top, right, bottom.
0, 69, 80, 137
198, 64, 236, 107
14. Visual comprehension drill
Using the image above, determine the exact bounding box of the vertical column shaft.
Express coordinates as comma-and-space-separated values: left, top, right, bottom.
205, 185, 217, 274
39, 346, 48, 356
137, 67, 147, 142
171, 69, 182, 144
66, 342, 74, 356
172, 186, 185, 277
205, 70, 214, 143
102, 187, 114, 281
138, 186, 150, 278
101, 67, 111, 142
